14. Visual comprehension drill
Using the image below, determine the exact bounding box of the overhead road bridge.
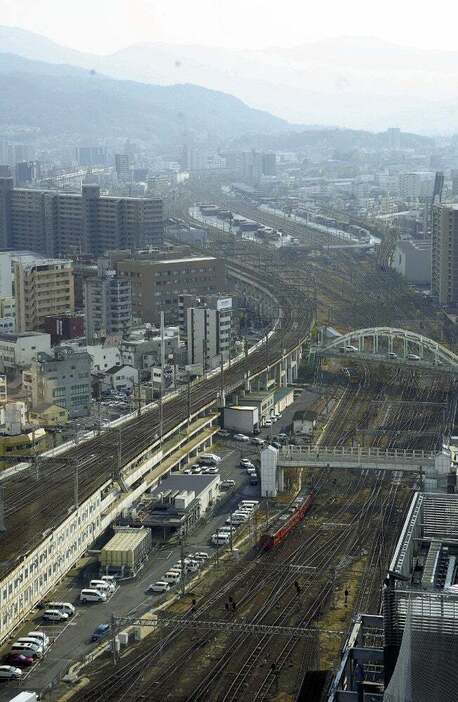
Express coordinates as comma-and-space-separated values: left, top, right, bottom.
312, 327, 458, 375
0, 260, 311, 644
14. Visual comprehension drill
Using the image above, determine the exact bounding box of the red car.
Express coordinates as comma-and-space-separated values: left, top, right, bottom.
7, 653, 34, 667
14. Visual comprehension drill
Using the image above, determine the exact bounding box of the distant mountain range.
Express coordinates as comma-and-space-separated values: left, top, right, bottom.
1, 26, 458, 133
0, 52, 288, 146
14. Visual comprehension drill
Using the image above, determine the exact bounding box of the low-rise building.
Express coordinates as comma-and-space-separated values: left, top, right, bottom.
132, 473, 221, 538
239, 390, 275, 424
101, 364, 139, 393
26, 346, 92, 417
0, 401, 48, 468
292, 410, 317, 435
274, 387, 295, 415
0, 331, 51, 370
86, 344, 122, 372
29, 402, 69, 427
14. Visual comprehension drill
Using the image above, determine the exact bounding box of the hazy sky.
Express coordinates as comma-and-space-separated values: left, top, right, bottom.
1, 0, 458, 54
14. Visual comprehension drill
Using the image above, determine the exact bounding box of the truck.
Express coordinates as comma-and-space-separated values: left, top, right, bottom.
8, 692, 40, 702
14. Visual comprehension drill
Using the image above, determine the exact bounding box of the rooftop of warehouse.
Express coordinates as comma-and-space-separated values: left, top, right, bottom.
149, 473, 219, 498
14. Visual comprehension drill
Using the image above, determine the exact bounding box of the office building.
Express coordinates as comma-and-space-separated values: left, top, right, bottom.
432, 204, 458, 305
14, 258, 74, 332
84, 268, 132, 342
186, 296, 232, 370
26, 346, 92, 417
0, 179, 163, 255
115, 154, 130, 182
117, 255, 224, 324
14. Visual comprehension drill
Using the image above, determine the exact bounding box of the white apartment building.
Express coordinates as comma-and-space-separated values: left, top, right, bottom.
186, 296, 232, 370
0, 331, 51, 369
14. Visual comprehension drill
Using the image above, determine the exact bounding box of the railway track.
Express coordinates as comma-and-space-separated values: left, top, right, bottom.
0, 257, 313, 580
73, 466, 404, 702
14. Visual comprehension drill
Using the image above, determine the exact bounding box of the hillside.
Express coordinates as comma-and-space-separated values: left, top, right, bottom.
0, 52, 288, 145
2, 26, 458, 131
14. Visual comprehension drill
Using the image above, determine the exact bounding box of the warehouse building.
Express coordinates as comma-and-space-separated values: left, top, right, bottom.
128, 473, 221, 539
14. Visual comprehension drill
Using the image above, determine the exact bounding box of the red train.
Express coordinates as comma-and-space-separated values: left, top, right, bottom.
259, 489, 315, 550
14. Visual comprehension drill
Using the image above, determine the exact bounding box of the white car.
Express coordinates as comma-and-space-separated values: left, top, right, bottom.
43, 609, 69, 622
149, 581, 170, 593
0, 665, 23, 679
233, 433, 250, 442
264, 419, 272, 427
242, 461, 255, 470
183, 468, 192, 474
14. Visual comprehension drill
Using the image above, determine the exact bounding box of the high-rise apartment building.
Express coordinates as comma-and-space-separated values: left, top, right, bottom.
117, 255, 224, 324
186, 296, 232, 370
83, 268, 132, 342
0, 179, 163, 256
115, 154, 130, 182
14, 258, 75, 332
432, 204, 458, 306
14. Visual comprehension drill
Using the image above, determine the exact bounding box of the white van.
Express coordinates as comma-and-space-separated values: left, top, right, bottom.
240, 500, 259, 508
164, 571, 181, 584
80, 588, 107, 603
100, 575, 117, 587
199, 453, 221, 464
47, 601, 76, 616
27, 631, 50, 648
90, 579, 113, 594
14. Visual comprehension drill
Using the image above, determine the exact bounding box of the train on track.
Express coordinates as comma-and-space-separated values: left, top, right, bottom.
259, 488, 315, 550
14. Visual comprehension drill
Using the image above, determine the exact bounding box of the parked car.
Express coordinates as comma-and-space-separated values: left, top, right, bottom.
240, 458, 252, 467
217, 429, 231, 438
233, 433, 250, 442
91, 624, 111, 642
149, 581, 170, 593
0, 665, 23, 680
6, 654, 34, 668
183, 468, 192, 474
42, 609, 69, 622
46, 601, 76, 616
270, 441, 281, 449
220, 479, 236, 489
194, 552, 209, 561
251, 437, 265, 446
264, 419, 272, 427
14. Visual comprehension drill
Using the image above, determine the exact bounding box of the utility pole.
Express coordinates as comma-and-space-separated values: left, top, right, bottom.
215, 527, 220, 568
160, 311, 165, 446
187, 379, 192, 428
74, 463, 79, 510
0, 486, 6, 532
180, 533, 186, 597
229, 514, 233, 552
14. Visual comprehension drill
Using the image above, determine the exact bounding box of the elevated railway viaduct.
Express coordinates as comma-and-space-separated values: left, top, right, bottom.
0, 260, 311, 644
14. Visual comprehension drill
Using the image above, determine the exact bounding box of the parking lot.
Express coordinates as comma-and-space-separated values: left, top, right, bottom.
0, 387, 318, 699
